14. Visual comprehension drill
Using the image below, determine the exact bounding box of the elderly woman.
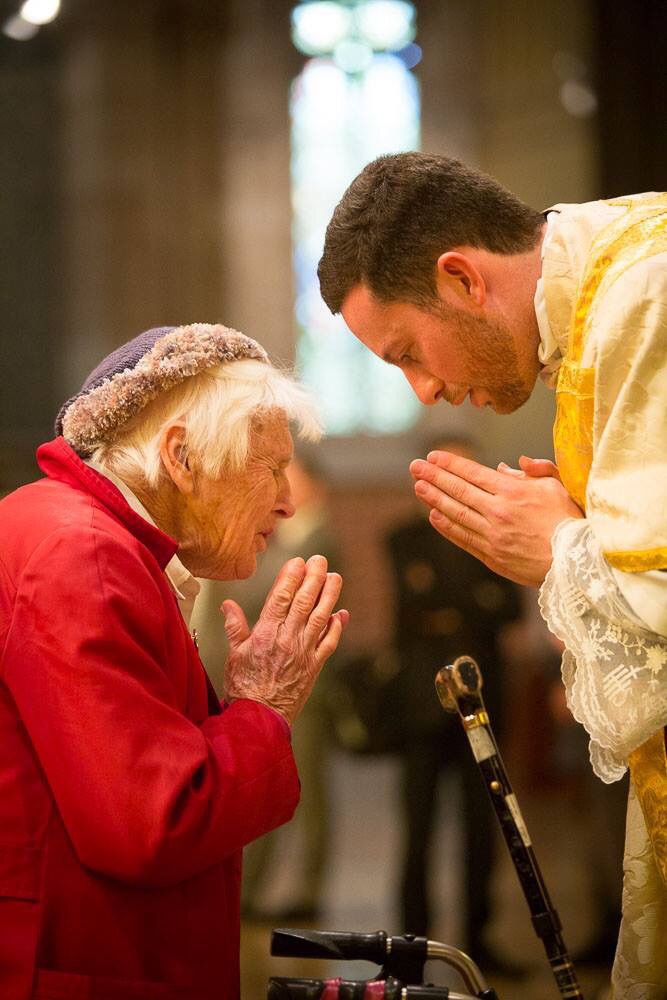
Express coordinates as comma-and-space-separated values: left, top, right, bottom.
0, 324, 348, 1000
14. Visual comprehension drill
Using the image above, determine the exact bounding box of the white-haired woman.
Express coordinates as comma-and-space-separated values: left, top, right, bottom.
0, 324, 348, 1000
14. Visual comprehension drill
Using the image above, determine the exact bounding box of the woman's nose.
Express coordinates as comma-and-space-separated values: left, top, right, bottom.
276, 482, 296, 519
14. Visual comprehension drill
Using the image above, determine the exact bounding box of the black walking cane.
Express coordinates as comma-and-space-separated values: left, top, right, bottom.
435, 656, 584, 1000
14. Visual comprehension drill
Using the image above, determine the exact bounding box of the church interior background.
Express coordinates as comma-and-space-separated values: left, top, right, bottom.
1, 1, 664, 997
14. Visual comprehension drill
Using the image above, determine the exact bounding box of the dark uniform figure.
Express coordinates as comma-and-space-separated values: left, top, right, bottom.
385, 513, 521, 963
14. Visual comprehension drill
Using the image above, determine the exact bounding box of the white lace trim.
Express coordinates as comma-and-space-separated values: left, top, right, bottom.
538, 519, 667, 782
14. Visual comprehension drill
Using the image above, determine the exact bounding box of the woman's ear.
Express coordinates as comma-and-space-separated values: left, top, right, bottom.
159, 423, 194, 495
435, 251, 486, 307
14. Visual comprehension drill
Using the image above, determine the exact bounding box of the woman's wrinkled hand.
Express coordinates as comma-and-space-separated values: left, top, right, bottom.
409, 450, 584, 588
221, 555, 349, 725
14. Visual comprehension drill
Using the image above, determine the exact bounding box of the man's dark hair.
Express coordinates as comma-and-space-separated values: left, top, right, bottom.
318, 152, 544, 313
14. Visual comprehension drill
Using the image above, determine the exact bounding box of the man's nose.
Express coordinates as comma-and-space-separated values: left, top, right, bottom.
405, 369, 443, 405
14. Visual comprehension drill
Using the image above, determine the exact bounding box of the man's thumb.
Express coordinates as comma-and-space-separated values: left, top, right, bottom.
220, 600, 250, 646
518, 455, 562, 480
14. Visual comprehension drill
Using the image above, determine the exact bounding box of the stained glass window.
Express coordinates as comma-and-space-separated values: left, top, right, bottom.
290, 0, 422, 435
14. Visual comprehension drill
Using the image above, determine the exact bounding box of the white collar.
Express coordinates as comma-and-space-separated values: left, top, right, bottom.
534, 211, 564, 388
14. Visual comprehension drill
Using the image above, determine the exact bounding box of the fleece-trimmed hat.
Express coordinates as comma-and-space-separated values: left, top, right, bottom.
56, 322, 269, 454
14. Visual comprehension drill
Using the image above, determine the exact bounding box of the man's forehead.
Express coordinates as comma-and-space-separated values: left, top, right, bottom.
342, 282, 389, 318
341, 284, 405, 350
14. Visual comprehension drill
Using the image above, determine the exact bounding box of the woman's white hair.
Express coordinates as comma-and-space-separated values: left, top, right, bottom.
90, 358, 321, 489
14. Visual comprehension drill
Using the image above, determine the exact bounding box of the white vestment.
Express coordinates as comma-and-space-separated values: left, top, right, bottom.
534, 195, 667, 998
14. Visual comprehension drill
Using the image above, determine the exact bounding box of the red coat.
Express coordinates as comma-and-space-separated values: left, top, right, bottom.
0, 437, 300, 1000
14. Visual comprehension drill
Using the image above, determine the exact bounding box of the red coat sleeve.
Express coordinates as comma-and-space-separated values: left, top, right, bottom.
2, 522, 300, 888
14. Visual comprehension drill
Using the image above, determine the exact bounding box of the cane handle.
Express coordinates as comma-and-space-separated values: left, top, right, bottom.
435, 656, 485, 719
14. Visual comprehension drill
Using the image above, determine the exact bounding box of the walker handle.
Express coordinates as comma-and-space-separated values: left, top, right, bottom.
271, 929, 388, 963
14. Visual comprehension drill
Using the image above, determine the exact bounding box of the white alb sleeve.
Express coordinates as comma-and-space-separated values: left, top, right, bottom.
539, 517, 667, 782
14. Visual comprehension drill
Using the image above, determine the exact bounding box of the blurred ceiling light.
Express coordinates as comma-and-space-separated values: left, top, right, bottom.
396, 41, 421, 69
333, 38, 374, 74
355, 0, 415, 50
20, 0, 60, 26
2, 13, 39, 39
292, 2, 352, 56
560, 79, 598, 118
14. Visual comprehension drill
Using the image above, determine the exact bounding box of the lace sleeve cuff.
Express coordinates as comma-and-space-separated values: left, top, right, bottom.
538, 519, 667, 782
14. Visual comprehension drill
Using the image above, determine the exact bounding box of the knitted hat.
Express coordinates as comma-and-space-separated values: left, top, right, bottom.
56, 323, 269, 454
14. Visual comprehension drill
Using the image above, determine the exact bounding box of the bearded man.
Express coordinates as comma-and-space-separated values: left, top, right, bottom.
318, 152, 667, 999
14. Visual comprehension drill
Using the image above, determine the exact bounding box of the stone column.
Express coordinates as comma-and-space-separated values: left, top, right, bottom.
0, 30, 61, 487
57, 0, 228, 398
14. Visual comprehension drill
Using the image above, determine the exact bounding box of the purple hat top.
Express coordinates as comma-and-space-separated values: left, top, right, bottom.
56, 323, 268, 454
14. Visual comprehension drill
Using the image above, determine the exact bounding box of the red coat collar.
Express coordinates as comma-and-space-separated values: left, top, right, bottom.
37, 437, 179, 570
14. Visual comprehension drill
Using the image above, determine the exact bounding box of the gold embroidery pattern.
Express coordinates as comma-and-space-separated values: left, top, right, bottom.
629, 731, 667, 887
570, 204, 667, 359
606, 548, 667, 573
553, 362, 594, 397
554, 367, 593, 512
554, 197, 667, 517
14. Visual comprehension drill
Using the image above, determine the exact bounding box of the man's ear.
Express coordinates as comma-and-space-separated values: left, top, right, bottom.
159, 423, 194, 495
435, 251, 486, 307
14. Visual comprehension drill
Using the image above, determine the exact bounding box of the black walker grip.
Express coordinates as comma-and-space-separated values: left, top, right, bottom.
403, 989, 450, 998
271, 929, 389, 963
268, 980, 325, 999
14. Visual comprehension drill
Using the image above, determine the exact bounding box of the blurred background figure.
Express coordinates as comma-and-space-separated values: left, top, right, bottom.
192, 447, 341, 924
384, 436, 522, 974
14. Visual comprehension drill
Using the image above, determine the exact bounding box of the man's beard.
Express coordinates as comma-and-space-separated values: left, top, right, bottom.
446, 307, 534, 414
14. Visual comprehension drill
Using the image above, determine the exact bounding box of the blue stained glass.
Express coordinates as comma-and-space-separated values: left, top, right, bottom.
290, 17, 421, 436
